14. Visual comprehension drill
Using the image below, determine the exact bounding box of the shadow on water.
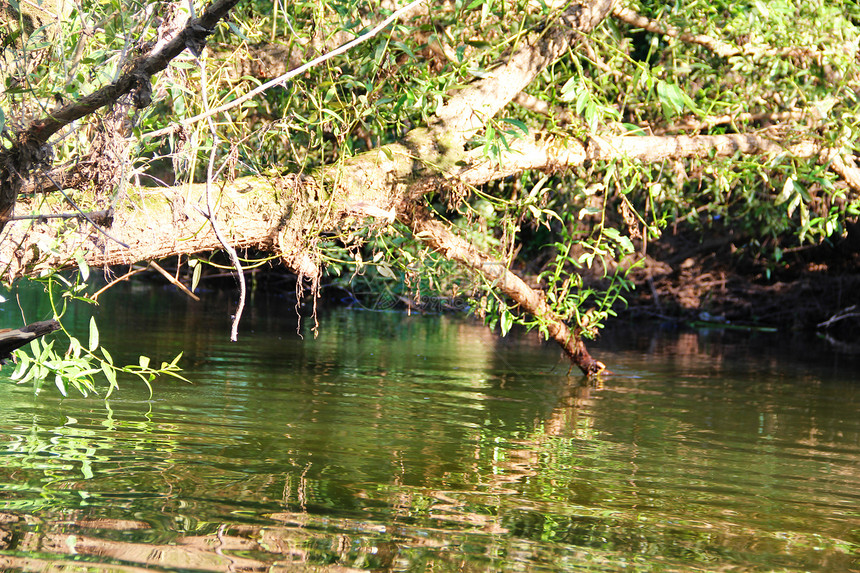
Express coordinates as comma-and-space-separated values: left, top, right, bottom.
0, 282, 858, 572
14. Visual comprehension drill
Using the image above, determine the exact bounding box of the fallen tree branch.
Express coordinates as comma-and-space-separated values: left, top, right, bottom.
454, 130, 860, 197
451, 131, 831, 187
0, 320, 61, 363
397, 201, 606, 376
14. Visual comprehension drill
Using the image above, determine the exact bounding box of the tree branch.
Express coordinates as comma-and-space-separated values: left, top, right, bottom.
451, 131, 831, 187
612, 5, 740, 57
612, 4, 836, 62
397, 201, 605, 376
0, 0, 242, 231
24, 0, 241, 146
431, 0, 615, 143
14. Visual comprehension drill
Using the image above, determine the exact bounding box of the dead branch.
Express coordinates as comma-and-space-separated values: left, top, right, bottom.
817, 305, 859, 329
92, 265, 150, 302
613, 4, 839, 62
612, 5, 739, 57
397, 201, 606, 376
149, 260, 200, 302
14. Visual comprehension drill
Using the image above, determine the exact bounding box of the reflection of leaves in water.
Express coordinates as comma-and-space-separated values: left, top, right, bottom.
2, 312, 860, 572
0, 394, 167, 516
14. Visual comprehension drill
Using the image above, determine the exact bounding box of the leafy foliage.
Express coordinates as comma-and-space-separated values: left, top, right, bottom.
7, 272, 186, 398
2, 0, 860, 390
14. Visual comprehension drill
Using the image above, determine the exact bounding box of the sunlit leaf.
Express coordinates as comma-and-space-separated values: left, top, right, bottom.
191, 261, 202, 293
88, 317, 99, 352
55, 375, 67, 397
377, 262, 396, 279
500, 309, 513, 337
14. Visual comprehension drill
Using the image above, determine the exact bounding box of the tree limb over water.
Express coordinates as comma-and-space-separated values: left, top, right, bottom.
1, 0, 858, 377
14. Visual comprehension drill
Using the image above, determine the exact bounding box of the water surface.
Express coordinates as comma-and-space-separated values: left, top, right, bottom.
1, 286, 858, 571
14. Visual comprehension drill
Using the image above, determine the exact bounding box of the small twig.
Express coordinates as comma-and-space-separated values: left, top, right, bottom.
143, 0, 426, 139
7, 209, 112, 222
817, 305, 860, 329
92, 265, 149, 301
149, 260, 201, 301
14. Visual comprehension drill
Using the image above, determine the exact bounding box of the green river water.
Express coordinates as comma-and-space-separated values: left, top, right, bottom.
0, 284, 858, 572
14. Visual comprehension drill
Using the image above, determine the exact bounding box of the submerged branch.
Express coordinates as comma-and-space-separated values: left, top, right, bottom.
397, 201, 606, 377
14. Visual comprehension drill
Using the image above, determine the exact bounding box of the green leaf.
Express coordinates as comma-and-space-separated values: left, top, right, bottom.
16, 364, 36, 385
227, 21, 248, 42
500, 118, 529, 136
376, 262, 396, 279
139, 355, 150, 369
11, 356, 30, 380
578, 252, 595, 268
500, 310, 513, 337
656, 81, 692, 117
55, 375, 67, 397
575, 88, 590, 116
88, 317, 99, 352
374, 40, 387, 66
101, 363, 118, 393
191, 261, 202, 293
169, 352, 183, 368
621, 123, 647, 135
776, 176, 794, 205
560, 77, 577, 101
616, 235, 635, 254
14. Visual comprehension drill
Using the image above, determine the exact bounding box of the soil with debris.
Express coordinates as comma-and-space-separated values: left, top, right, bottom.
617, 220, 860, 347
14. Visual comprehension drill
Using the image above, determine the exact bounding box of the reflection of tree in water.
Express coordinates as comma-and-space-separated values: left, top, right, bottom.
1, 319, 858, 571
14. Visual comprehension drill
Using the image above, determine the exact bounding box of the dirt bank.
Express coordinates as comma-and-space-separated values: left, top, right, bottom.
619, 221, 860, 346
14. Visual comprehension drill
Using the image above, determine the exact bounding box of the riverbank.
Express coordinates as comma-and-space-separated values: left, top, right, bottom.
617, 223, 860, 346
